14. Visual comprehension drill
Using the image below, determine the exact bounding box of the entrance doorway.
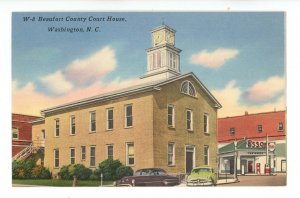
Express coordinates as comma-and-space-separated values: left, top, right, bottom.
185, 146, 195, 174
248, 161, 253, 173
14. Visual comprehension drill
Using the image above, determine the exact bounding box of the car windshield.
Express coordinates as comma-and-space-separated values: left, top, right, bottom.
192, 168, 211, 173
135, 169, 167, 176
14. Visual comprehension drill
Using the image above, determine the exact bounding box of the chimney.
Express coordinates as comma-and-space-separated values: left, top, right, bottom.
245, 111, 248, 115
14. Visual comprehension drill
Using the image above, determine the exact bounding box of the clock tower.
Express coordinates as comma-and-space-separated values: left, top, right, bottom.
140, 24, 182, 80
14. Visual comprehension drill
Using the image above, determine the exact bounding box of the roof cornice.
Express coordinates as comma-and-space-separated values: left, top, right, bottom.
41, 85, 159, 116
41, 72, 222, 116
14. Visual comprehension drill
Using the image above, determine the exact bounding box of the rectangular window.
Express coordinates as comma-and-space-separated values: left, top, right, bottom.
167, 104, 175, 127
106, 108, 114, 130
55, 119, 60, 137
70, 148, 75, 164
204, 113, 209, 133
12, 128, 19, 139
125, 104, 133, 128
54, 149, 59, 168
107, 145, 114, 160
204, 145, 209, 165
90, 111, 96, 132
90, 146, 96, 167
278, 122, 284, 131
230, 127, 235, 135
41, 129, 45, 140
81, 146, 86, 161
186, 109, 193, 131
70, 116, 76, 135
126, 143, 134, 166
258, 125, 263, 133
168, 143, 175, 166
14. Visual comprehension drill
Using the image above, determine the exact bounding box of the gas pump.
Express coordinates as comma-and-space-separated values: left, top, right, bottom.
256, 163, 261, 174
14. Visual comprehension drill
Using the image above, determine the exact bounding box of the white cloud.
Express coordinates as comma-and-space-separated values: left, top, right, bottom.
65, 46, 117, 85
212, 80, 286, 117
246, 75, 285, 102
12, 77, 141, 116
189, 48, 239, 69
40, 70, 73, 95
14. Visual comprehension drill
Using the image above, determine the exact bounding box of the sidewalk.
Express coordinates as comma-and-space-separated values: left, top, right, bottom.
217, 178, 239, 185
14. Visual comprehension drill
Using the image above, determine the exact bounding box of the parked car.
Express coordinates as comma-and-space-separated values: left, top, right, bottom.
186, 166, 217, 186
114, 168, 180, 186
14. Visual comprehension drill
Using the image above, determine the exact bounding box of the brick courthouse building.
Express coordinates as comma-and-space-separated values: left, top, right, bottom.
33, 25, 221, 175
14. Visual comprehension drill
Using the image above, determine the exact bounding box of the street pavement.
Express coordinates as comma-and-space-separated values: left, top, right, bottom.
218, 173, 286, 186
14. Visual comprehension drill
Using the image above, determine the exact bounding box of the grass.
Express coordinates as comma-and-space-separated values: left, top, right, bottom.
12, 179, 113, 187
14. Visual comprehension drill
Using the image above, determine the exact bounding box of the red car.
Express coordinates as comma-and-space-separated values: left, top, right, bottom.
115, 168, 180, 187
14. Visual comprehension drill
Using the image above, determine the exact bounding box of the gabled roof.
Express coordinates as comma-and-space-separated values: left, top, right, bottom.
41, 72, 221, 116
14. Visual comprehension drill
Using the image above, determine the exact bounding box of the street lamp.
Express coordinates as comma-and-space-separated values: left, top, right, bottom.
234, 140, 238, 180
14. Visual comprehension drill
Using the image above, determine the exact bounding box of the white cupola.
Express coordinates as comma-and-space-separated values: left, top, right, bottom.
140, 24, 182, 80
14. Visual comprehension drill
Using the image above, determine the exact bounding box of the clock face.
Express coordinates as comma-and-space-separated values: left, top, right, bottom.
154, 31, 164, 45
166, 31, 174, 45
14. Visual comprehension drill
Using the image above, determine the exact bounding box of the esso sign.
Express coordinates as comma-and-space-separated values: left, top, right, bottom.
268, 142, 276, 152
247, 140, 265, 148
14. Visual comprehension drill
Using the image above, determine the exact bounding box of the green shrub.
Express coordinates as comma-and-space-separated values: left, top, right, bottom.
116, 166, 133, 180
94, 159, 122, 181
23, 157, 35, 179
12, 158, 36, 179
58, 165, 71, 179
31, 165, 51, 179
58, 164, 92, 180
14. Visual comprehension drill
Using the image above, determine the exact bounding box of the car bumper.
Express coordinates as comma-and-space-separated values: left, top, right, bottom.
186, 179, 214, 186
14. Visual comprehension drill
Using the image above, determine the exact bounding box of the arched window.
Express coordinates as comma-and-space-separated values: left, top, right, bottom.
181, 80, 196, 97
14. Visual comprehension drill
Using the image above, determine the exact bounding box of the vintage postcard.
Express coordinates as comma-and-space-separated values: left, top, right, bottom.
11, 11, 286, 191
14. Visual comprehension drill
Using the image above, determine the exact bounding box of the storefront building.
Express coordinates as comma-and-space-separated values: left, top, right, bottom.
218, 111, 286, 174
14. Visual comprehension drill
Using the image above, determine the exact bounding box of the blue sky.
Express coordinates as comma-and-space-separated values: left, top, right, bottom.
12, 12, 285, 117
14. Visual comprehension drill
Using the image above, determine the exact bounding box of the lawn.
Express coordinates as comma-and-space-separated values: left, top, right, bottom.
12, 179, 113, 187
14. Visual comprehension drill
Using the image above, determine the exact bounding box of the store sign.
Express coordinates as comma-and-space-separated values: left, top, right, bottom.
246, 140, 265, 149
